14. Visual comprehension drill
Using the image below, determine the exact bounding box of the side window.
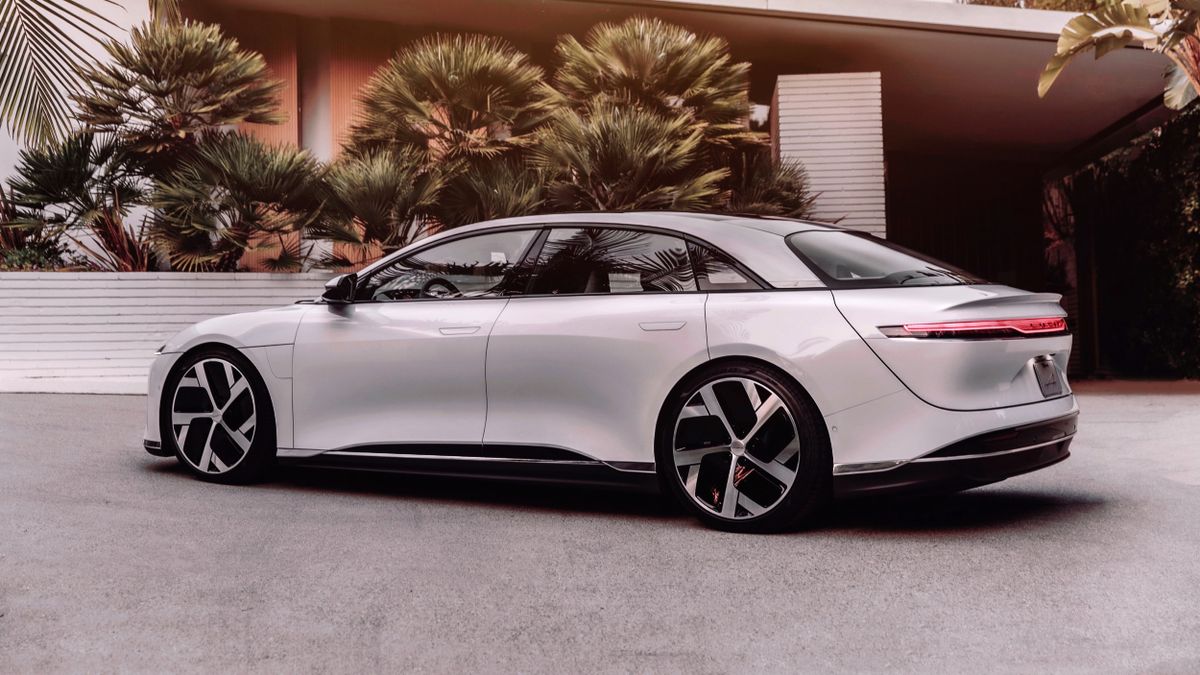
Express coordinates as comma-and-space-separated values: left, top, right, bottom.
527, 227, 697, 295
357, 229, 537, 302
689, 242, 763, 291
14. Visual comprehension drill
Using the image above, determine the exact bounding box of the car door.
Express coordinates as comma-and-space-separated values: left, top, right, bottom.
483, 226, 710, 466
292, 228, 539, 452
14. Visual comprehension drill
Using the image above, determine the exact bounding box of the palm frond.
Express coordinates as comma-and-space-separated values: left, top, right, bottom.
554, 16, 754, 149
534, 103, 727, 212
0, 0, 120, 147
154, 132, 322, 271
348, 33, 556, 160
148, 0, 180, 24
320, 146, 445, 252
74, 20, 284, 179
720, 147, 818, 218
435, 157, 544, 228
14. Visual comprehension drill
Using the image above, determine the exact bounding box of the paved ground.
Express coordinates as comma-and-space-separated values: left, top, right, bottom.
2, 381, 1199, 673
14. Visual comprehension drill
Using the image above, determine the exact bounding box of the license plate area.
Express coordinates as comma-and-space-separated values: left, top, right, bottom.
1033, 356, 1063, 398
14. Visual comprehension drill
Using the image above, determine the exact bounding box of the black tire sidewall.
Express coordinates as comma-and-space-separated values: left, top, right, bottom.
159, 347, 276, 484
655, 362, 832, 533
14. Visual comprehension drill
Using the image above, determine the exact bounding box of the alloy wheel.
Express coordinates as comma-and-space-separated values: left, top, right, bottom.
170, 358, 257, 475
671, 377, 801, 520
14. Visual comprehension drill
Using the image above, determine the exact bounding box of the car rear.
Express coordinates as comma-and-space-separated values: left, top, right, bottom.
784, 228, 1077, 495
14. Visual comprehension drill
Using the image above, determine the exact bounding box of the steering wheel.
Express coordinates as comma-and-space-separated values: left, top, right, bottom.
421, 278, 461, 299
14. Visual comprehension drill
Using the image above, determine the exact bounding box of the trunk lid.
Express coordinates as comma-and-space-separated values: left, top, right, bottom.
833, 285, 1072, 411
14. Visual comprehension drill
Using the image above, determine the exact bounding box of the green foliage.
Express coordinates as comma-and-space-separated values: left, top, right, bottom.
74, 20, 284, 178
154, 133, 322, 272
1062, 103, 1200, 376
435, 158, 545, 229
553, 16, 761, 151
534, 104, 727, 212
0, 0, 120, 148
1038, 1, 1200, 110
960, 1, 1097, 9
319, 146, 445, 263
719, 147, 817, 219
347, 33, 555, 161
4, 132, 158, 271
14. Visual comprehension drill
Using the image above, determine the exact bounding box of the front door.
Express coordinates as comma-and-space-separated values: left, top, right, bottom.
292, 228, 539, 451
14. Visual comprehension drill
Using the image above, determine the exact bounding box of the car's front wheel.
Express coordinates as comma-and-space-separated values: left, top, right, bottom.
160, 348, 276, 484
656, 363, 832, 533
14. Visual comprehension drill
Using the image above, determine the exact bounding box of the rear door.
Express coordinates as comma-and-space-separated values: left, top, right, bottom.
788, 230, 1072, 411
483, 226, 709, 464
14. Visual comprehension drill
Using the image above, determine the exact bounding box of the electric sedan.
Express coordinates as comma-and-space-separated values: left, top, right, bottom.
143, 212, 1078, 532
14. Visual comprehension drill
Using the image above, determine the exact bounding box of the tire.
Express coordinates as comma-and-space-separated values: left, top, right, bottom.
655, 362, 832, 533
159, 347, 276, 484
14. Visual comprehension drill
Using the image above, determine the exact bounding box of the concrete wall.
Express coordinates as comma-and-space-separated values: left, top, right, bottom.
772, 72, 886, 237
0, 273, 329, 394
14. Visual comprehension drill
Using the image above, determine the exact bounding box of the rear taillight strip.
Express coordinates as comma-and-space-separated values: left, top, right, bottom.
879, 317, 1067, 339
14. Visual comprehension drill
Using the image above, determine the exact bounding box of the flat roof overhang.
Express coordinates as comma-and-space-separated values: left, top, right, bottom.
201, 0, 1169, 165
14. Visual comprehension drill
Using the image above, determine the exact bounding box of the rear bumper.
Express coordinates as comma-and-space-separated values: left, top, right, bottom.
833, 412, 1077, 498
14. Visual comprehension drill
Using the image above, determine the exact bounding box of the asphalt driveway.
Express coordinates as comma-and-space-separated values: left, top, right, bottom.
2, 381, 1199, 673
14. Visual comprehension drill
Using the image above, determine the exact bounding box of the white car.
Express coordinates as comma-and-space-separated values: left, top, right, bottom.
143, 212, 1077, 532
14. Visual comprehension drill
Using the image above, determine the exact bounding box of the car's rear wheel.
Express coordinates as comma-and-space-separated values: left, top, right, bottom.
160, 348, 275, 484
656, 363, 831, 533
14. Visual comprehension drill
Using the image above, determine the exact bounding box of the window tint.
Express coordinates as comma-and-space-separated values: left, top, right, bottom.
357, 229, 536, 301
689, 243, 762, 291
528, 227, 697, 295
786, 231, 984, 288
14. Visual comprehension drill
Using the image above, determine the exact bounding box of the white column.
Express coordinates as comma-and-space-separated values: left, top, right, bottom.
772, 72, 886, 237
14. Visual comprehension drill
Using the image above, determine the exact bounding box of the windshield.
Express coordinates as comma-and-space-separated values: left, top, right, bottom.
786, 231, 985, 288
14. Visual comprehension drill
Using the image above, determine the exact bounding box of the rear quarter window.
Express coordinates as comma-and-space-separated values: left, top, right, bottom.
786, 231, 984, 289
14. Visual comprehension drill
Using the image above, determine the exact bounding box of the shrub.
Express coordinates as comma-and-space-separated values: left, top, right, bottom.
74, 20, 283, 180
154, 133, 322, 271
1061, 103, 1200, 377
534, 104, 727, 212
318, 146, 445, 264
4, 132, 158, 271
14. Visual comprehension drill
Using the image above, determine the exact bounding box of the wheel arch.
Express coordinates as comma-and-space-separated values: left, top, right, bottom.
159, 342, 279, 447
654, 355, 829, 454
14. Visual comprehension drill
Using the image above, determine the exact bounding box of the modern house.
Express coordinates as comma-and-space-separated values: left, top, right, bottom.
182, 0, 1166, 373
0, 0, 1172, 392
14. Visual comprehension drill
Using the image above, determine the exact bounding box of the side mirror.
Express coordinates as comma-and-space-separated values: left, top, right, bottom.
322, 273, 357, 305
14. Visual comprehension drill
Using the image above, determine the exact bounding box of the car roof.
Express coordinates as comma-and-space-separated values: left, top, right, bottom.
364, 211, 835, 289
453, 211, 842, 238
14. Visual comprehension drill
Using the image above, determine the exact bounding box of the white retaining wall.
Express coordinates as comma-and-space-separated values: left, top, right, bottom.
0, 272, 330, 394
773, 72, 887, 238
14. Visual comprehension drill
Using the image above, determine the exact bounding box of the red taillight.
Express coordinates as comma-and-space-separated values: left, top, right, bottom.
879, 317, 1067, 339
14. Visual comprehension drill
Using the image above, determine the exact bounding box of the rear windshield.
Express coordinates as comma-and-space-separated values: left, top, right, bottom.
786, 231, 985, 288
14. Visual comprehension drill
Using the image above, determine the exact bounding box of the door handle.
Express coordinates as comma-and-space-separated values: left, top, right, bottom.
439, 326, 481, 336
639, 321, 686, 332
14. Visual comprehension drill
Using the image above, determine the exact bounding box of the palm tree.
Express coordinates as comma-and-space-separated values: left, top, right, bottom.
4, 131, 158, 271
1040, 1, 1200, 109
318, 146, 445, 266
553, 16, 762, 151
154, 132, 323, 272
435, 157, 545, 228
348, 33, 556, 161
720, 147, 817, 218
534, 103, 728, 212
74, 20, 284, 179
0, 0, 181, 148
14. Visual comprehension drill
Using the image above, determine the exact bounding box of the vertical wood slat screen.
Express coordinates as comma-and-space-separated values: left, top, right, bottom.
0, 273, 330, 394
772, 72, 887, 238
